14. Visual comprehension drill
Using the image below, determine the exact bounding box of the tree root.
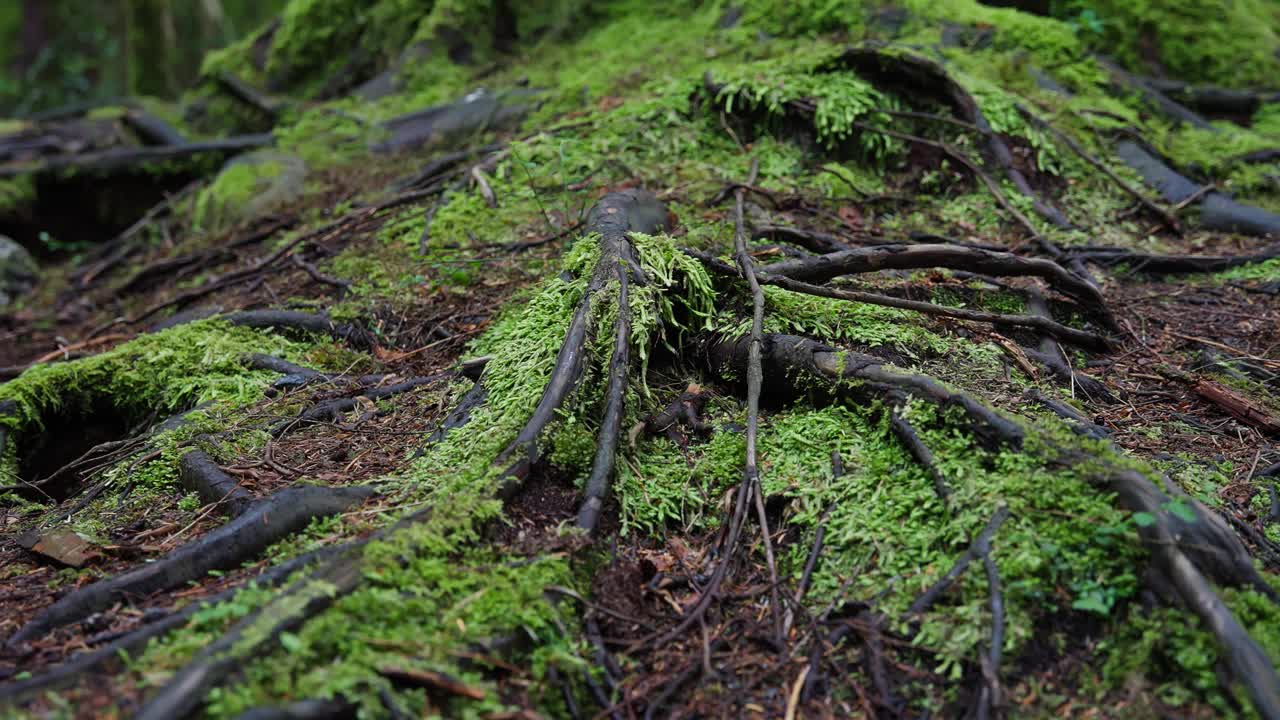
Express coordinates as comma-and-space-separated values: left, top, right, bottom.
231, 699, 356, 720
179, 449, 255, 517
1097, 57, 1214, 130
225, 310, 373, 349
907, 506, 1009, 616
889, 410, 952, 505
270, 372, 451, 436
0, 543, 350, 705
1069, 246, 1280, 275
703, 330, 1280, 713
104, 191, 666, 716
0, 134, 274, 179
1115, 140, 1280, 238
4, 485, 374, 650
118, 217, 295, 296
761, 244, 1107, 317
494, 189, 667, 493
688, 248, 1110, 349
575, 266, 630, 533
1023, 289, 1114, 402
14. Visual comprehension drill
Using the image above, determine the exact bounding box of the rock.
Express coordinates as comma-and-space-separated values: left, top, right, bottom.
0, 235, 37, 307
192, 150, 307, 232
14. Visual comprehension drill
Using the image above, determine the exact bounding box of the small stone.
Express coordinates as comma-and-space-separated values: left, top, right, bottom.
0, 234, 37, 307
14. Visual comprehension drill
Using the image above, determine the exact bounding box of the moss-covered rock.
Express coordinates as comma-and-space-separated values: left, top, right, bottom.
0, 234, 36, 306
191, 150, 307, 231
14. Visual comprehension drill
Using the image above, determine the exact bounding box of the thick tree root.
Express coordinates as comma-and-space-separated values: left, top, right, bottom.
761, 244, 1106, 316
495, 189, 667, 492
115, 191, 667, 716
179, 449, 255, 517
132, 510, 416, 720
703, 331, 1280, 715
1115, 141, 1280, 238
688, 248, 1110, 349
4, 485, 374, 650
1139, 77, 1279, 120
1097, 57, 1214, 130
575, 267, 631, 532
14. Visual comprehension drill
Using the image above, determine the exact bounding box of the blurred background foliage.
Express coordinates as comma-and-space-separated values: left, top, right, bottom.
0, 0, 1274, 119
0, 0, 287, 116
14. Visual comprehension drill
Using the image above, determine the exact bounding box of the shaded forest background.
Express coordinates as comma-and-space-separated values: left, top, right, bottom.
0, 1, 287, 116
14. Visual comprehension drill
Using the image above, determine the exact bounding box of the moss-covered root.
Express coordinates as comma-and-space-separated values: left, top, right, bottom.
130, 190, 670, 717
3, 485, 374, 651
702, 332, 1280, 716
493, 188, 669, 493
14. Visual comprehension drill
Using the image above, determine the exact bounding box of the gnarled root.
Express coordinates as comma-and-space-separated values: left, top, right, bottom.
701, 331, 1280, 716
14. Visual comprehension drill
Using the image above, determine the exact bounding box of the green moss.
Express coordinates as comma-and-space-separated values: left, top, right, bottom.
1103, 582, 1280, 714
1075, 0, 1280, 88
207, 546, 576, 718
0, 320, 307, 435
0, 175, 35, 216
191, 153, 308, 232
1211, 258, 1280, 284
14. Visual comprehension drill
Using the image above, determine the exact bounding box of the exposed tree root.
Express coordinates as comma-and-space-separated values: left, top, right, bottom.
1070, 246, 1280, 274
760, 243, 1107, 317
906, 506, 1009, 616
91, 190, 669, 716
1139, 78, 1278, 119
889, 409, 952, 504
495, 189, 668, 493
0, 134, 274, 179
702, 330, 1280, 714
4, 485, 374, 650
1097, 57, 1214, 130
119, 217, 295, 296
179, 449, 255, 516
1023, 289, 1113, 402
1115, 140, 1280, 238
224, 310, 373, 349
231, 699, 355, 720
270, 372, 451, 436
688, 248, 1110, 349
575, 265, 630, 533
0, 543, 351, 704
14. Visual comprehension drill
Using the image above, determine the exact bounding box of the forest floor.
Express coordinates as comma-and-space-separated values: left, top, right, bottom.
1, 2, 1280, 719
